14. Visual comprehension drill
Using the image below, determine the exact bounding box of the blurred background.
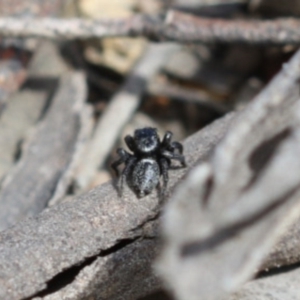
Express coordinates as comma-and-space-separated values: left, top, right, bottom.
0, 0, 299, 299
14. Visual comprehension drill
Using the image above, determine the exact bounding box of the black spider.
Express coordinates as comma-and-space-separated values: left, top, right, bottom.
111, 127, 186, 198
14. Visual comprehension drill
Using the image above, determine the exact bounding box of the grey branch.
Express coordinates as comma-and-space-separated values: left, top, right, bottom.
1, 11, 300, 44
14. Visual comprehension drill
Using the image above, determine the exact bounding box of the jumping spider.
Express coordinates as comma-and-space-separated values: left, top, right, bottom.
111, 127, 186, 198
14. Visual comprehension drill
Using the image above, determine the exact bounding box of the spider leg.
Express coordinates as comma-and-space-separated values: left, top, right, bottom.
118, 156, 136, 197
111, 148, 131, 176
159, 157, 169, 197
161, 150, 186, 167
161, 131, 172, 147
162, 132, 183, 154
125, 135, 136, 152
170, 141, 184, 154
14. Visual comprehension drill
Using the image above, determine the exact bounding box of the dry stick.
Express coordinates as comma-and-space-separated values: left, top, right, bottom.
29, 41, 94, 206
0, 72, 87, 231
0, 113, 234, 300
76, 43, 179, 190
147, 78, 229, 114
1, 11, 300, 44
48, 103, 92, 206
162, 11, 300, 44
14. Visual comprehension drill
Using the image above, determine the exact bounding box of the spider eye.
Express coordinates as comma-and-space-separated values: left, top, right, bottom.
135, 127, 157, 139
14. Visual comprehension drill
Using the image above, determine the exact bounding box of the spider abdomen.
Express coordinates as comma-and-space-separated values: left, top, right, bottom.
131, 158, 160, 197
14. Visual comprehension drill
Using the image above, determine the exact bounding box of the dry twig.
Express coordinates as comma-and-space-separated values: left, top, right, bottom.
147, 78, 229, 114
1, 11, 300, 44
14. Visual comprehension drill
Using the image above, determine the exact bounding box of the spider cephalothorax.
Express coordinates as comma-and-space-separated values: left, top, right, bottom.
111, 127, 186, 198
